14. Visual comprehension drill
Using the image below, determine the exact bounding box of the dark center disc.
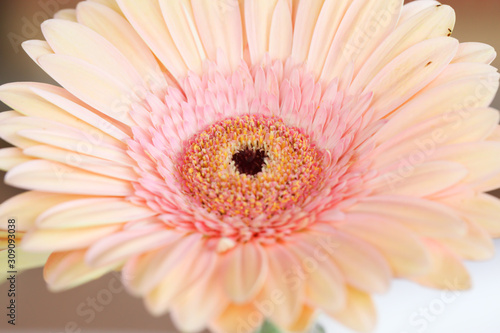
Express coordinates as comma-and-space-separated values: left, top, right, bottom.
232, 148, 268, 176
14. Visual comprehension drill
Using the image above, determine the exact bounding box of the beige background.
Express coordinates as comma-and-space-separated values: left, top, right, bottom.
0, 0, 499, 332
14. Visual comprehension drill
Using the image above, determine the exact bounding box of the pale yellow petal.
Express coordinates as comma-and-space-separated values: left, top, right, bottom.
340, 214, 431, 277
372, 107, 499, 170
425, 62, 498, 91
257, 243, 304, 326
311, 226, 392, 294
487, 125, 500, 141
268, 0, 293, 61
0, 113, 39, 148
0, 191, 87, 232
370, 161, 467, 197
5, 160, 133, 196
291, 0, 325, 64
306, 0, 351, 78
0, 82, 83, 128
321, 0, 403, 83
0, 147, 33, 171
86, 227, 176, 267
397, 0, 440, 25
373, 75, 499, 144
36, 197, 155, 229
191, 0, 243, 70
433, 142, 500, 186
170, 262, 228, 332
124, 234, 203, 296
44, 249, 118, 292
349, 196, 466, 237
77, 1, 168, 95
158, 0, 205, 73
0, 116, 127, 164
452, 42, 497, 64
286, 305, 317, 333
210, 303, 263, 333
291, 234, 346, 313
89, 0, 123, 14
23, 145, 136, 181
245, 0, 279, 64
54, 9, 77, 22
351, 4, 455, 93
330, 286, 376, 333
448, 193, 500, 237
22, 224, 121, 252
37, 54, 136, 126
42, 19, 145, 90
413, 240, 471, 290
223, 242, 268, 303
144, 240, 216, 316
364, 37, 458, 120
117, 0, 188, 80
21, 40, 54, 64
439, 220, 495, 260
1, 115, 131, 164
0, 82, 131, 141
0, 249, 50, 281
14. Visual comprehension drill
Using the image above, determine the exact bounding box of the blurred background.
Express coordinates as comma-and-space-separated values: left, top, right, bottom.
0, 0, 499, 332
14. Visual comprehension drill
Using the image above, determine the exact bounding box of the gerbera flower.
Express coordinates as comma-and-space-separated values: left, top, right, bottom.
1, 0, 500, 332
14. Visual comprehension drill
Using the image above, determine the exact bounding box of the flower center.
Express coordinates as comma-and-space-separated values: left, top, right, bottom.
178, 114, 324, 220
231, 148, 268, 176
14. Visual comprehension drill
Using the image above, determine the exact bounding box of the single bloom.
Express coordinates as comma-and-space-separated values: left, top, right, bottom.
1, 0, 500, 332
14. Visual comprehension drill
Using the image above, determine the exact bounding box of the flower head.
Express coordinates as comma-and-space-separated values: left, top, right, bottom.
1, 0, 499, 332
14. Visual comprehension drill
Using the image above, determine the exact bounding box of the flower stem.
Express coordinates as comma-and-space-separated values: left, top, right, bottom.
256, 320, 326, 333
257, 320, 282, 333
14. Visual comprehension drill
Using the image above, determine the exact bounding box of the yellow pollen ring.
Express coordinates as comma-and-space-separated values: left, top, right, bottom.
179, 115, 323, 221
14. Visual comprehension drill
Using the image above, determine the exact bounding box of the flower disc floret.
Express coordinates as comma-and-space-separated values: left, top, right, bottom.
179, 115, 324, 220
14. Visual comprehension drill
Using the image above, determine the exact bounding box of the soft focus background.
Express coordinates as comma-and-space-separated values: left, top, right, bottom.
0, 0, 500, 332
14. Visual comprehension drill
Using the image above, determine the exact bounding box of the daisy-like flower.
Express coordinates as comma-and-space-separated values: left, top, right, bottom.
1, 0, 500, 332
